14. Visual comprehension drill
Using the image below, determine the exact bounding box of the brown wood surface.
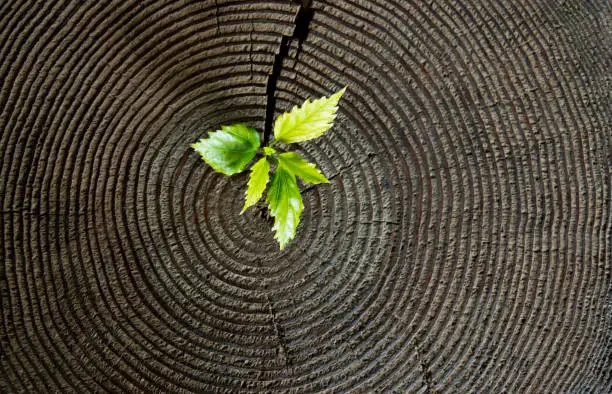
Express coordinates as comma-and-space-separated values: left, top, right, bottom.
0, 1, 610, 392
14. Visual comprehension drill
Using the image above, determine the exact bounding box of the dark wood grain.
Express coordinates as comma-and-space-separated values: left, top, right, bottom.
0, 1, 610, 392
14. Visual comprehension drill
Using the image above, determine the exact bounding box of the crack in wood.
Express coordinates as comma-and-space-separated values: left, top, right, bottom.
265, 293, 292, 370
415, 343, 435, 394
249, 18, 254, 80
0, 209, 88, 217
300, 152, 379, 195
214, 0, 220, 34
253, 254, 292, 370
263, 1, 315, 145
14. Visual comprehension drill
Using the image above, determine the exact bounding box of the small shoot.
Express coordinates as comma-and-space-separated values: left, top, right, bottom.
192, 87, 346, 249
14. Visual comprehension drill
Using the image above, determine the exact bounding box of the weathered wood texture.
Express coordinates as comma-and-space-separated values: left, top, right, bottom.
1, 1, 610, 392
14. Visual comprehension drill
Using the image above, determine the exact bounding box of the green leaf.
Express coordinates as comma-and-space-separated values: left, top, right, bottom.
277, 152, 329, 184
263, 146, 277, 156
241, 157, 270, 213
191, 123, 260, 175
266, 163, 304, 250
273, 86, 346, 144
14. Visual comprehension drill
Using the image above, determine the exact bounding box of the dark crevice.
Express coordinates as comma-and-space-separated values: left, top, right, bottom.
214, 0, 220, 33
249, 18, 255, 80
255, 254, 292, 369
415, 343, 434, 393
265, 294, 292, 369
255, 1, 316, 370
0, 209, 29, 215
262, 1, 315, 146
300, 152, 379, 194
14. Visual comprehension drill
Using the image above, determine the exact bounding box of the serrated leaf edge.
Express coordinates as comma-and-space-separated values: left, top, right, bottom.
273, 86, 346, 144
241, 157, 270, 214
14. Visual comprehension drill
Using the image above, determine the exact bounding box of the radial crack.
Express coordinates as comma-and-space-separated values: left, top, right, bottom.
214, 0, 220, 33
254, 255, 292, 369
262, 1, 315, 145
265, 294, 292, 369
249, 18, 255, 80
415, 343, 435, 393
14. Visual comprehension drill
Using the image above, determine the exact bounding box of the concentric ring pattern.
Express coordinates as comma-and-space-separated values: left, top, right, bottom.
1, 1, 610, 392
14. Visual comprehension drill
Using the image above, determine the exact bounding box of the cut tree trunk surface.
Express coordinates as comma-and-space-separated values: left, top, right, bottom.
0, 1, 610, 393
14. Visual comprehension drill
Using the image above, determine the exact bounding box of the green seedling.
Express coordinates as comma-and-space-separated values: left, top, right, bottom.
191, 87, 346, 250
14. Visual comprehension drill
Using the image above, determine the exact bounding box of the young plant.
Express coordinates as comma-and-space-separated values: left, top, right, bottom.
191, 87, 346, 250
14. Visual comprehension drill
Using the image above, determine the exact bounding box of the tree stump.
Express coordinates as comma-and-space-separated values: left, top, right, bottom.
1, 1, 610, 392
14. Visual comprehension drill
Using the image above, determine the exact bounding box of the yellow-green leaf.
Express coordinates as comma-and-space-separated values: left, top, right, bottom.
277, 152, 329, 184
266, 163, 304, 250
273, 87, 346, 144
263, 146, 277, 156
191, 123, 260, 175
242, 157, 270, 213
